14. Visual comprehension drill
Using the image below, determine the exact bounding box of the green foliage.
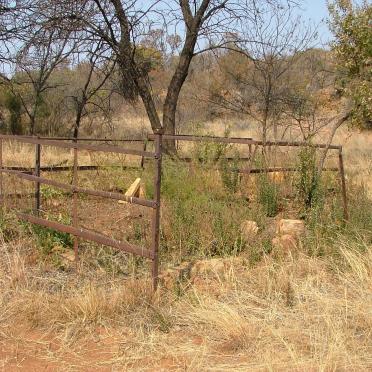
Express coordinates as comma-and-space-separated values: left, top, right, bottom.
4, 93, 23, 134
219, 153, 240, 193
257, 174, 279, 217
328, 0, 372, 129
193, 139, 228, 165
29, 215, 73, 256
135, 45, 164, 72
295, 146, 322, 209
0, 211, 22, 242
304, 181, 372, 258
347, 183, 372, 235
192, 127, 231, 165
160, 162, 248, 258
41, 185, 65, 200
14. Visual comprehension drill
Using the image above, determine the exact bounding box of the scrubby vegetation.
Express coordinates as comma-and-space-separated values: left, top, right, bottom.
0, 133, 370, 369
0, 0, 371, 369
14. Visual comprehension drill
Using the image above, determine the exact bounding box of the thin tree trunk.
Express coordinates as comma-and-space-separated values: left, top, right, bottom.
73, 103, 84, 139
162, 31, 199, 152
317, 112, 350, 176
29, 115, 36, 136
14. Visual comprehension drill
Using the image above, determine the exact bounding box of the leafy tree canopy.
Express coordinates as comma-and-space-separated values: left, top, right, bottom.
328, 0, 372, 129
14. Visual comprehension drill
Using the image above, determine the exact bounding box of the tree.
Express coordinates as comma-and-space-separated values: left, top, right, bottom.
328, 0, 372, 129
4, 91, 23, 134
203, 2, 316, 143
12, 27, 76, 135
51, 0, 267, 151
66, 41, 115, 139
281, 49, 337, 141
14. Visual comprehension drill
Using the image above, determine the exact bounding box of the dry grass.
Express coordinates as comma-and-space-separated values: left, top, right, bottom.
2, 140, 143, 169
203, 119, 372, 198
0, 120, 371, 370
0, 232, 370, 370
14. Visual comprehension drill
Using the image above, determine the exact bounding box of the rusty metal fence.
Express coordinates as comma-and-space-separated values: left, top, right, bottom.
0, 132, 348, 290
0, 132, 163, 289
148, 134, 348, 221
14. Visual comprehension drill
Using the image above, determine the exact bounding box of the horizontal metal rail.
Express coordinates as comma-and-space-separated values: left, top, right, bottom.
0, 135, 156, 157
238, 166, 339, 174
148, 134, 254, 145
1, 168, 156, 208
1, 164, 141, 173
18, 213, 153, 259
38, 137, 149, 142
175, 156, 251, 162
148, 134, 341, 150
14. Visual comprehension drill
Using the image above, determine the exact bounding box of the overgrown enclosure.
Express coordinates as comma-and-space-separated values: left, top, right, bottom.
0, 133, 349, 287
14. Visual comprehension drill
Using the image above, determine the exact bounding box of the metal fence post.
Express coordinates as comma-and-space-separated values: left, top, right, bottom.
0, 138, 3, 208
34, 138, 41, 215
338, 146, 349, 221
72, 144, 79, 261
151, 129, 163, 291
140, 140, 147, 169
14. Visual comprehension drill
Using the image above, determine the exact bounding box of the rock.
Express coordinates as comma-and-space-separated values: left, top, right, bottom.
158, 262, 193, 289
191, 258, 226, 278
60, 250, 75, 262
272, 234, 298, 257
276, 219, 305, 238
158, 268, 179, 289
159, 257, 244, 289
240, 220, 258, 241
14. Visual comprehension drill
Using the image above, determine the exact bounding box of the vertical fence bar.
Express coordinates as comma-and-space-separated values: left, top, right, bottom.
140, 140, 147, 169
151, 130, 163, 290
0, 138, 3, 208
34, 139, 41, 215
338, 146, 349, 221
72, 146, 79, 261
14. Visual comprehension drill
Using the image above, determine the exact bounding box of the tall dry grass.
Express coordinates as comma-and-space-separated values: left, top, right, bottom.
0, 121, 371, 370
0, 230, 370, 370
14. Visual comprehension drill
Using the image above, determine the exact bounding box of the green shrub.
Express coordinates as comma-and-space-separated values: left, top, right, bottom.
219, 153, 240, 193
193, 140, 228, 165
5, 93, 23, 135
160, 161, 249, 259
191, 127, 231, 165
41, 185, 65, 199
295, 146, 323, 210
29, 214, 73, 256
257, 174, 279, 217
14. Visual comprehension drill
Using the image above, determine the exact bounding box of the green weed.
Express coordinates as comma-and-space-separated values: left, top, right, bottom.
257, 174, 279, 217
28, 214, 73, 256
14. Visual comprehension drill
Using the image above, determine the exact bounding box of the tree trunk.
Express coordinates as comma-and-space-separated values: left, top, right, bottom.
110, 0, 162, 136
162, 32, 199, 152
317, 112, 350, 177
73, 104, 84, 139
29, 115, 36, 136
111, 0, 211, 153
29, 90, 42, 136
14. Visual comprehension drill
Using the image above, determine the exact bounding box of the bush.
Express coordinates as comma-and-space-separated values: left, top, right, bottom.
29, 215, 73, 256
160, 161, 249, 259
5, 93, 23, 135
219, 153, 240, 193
295, 146, 323, 210
257, 174, 279, 217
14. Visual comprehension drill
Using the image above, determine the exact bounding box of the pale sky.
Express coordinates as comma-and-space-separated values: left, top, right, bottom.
300, 0, 332, 45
